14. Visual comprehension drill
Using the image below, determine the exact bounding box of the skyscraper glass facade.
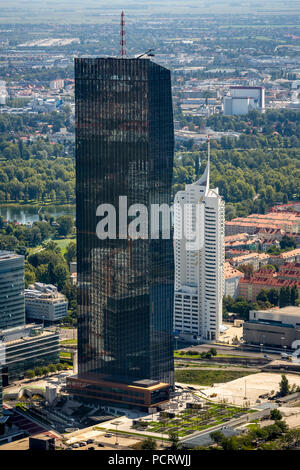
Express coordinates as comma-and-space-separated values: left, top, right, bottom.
75, 58, 174, 391
0, 251, 25, 330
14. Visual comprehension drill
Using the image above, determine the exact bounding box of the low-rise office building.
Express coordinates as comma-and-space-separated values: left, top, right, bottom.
25, 283, 68, 323
249, 306, 300, 327
0, 324, 59, 385
243, 306, 300, 349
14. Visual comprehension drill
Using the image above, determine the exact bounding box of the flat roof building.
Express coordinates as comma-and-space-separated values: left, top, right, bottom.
0, 324, 59, 386
224, 86, 265, 116
249, 306, 300, 327
244, 306, 300, 349
0, 251, 25, 330
25, 282, 68, 323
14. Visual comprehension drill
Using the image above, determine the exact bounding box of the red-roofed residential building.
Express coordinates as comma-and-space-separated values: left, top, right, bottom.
226, 212, 300, 236
238, 263, 300, 302
278, 263, 300, 281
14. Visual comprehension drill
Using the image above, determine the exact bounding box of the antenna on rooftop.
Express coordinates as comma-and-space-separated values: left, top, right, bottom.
136, 49, 155, 59
207, 134, 210, 164
120, 11, 126, 58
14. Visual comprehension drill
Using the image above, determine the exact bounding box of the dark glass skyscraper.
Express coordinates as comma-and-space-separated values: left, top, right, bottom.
67, 58, 174, 409
0, 251, 25, 331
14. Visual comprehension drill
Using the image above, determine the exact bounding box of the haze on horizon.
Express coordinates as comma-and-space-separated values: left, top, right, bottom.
0, 0, 299, 23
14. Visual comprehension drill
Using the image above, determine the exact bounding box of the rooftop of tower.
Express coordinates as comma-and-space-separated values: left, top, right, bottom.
194, 136, 210, 191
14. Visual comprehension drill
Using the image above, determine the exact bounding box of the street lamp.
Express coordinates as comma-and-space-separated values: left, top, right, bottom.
114, 421, 121, 446
260, 335, 265, 354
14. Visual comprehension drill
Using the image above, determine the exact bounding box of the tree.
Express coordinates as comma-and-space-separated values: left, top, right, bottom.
168, 430, 181, 450
41, 366, 49, 376
267, 288, 279, 306
140, 438, 157, 450
257, 289, 268, 303
210, 430, 224, 445
25, 266, 36, 288
42, 241, 61, 254
48, 364, 57, 373
221, 436, 240, 451
236, 264, 254, 279
56, 215, 74, 236
279, 374, 290, 397
64, 241, 76, 264
280, 235, 296, 250
25, 369, 35, 379
279, 287, 291, 308
290, 285, 298, 306
53, 264, 69, 291
34, 366, 43, 377
270, 409, 282, 421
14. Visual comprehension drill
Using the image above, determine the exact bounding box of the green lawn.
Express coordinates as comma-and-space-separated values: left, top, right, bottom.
60, 339, 77, 346
27, 236, 75, 256
60, 351, 72, 359
51, 237, 76, 254
174, 351, 249, 360
175, 362, 224, 369
175, 369, 257, 386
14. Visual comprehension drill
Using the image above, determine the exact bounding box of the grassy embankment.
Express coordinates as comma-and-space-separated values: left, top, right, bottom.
175, 369, 257, 386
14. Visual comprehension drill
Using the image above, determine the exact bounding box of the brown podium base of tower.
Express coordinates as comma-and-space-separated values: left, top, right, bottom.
66, 374, 170, 410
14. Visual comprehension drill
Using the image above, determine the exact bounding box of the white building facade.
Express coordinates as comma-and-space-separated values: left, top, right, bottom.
173, 141, 225, 342
224, 86, 265, 116
25, 282, 68, 323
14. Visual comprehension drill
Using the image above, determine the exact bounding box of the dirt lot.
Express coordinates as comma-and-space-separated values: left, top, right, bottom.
201, 372, 300, 407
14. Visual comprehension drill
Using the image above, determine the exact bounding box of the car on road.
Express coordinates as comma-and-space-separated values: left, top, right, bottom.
105, 433, 112, 438
87, 439, 94, 444
98, 443, 105, 447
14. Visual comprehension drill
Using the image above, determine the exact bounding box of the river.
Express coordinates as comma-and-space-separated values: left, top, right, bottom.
0, 204, 76, 224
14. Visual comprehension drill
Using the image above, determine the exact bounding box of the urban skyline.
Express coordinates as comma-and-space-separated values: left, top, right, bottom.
0, 1, 299, 454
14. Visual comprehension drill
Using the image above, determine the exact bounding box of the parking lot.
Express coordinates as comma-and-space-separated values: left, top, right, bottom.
65, 428, 141, 450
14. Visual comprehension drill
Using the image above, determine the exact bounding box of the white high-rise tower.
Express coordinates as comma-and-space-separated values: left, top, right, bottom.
173, 139, 225, 342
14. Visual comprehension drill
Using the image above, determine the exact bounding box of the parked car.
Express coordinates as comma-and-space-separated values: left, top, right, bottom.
98, 443, 105, 447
